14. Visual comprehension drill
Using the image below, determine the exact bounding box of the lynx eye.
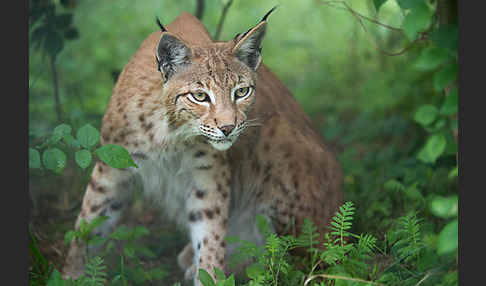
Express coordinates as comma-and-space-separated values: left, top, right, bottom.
190, 92, 209, 102
234, 87, 251, 100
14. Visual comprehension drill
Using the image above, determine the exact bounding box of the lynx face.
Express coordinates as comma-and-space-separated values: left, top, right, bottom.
157, 22, 266, 151
162, 48, 257, 151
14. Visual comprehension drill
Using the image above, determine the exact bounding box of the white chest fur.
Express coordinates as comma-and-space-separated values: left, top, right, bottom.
130, 148, 196, 228
128, 145, 273, 254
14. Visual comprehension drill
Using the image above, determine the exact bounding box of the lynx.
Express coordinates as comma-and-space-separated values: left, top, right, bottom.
63, 9, 343, 285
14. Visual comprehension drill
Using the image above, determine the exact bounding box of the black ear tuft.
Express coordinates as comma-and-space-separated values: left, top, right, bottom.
156, 34, 192, 82
232, 7, 277, 70
155, 17, 167, 32
260, 5, 278, 22
232, 22, 266, 70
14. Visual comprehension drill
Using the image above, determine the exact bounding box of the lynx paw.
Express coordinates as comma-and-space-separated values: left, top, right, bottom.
62, 242, 85, 280
177, 243, 194, 270
62, 263, 84, 280
184, 264, 197, 281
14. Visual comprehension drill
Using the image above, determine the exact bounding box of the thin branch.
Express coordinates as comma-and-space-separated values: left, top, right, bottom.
49, 55, 63, 123
414, 272, 432, 286
315, 0, 428, 56
320, 0, 403, 31
214, 0, 234, 41
195, 0, 205, 20
304, 273, 386, 286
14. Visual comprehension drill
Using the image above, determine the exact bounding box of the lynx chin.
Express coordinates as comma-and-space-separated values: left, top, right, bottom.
63, 8, 343, 285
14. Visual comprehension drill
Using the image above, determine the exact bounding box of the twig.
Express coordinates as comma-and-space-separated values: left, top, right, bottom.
414, 272, 432, 286
315, 0, 428, 56
49, 55, 63, 122
195, 0, 205, 20
320, 0, 403, 31
304, 273, 386, 286
214, 0, 234, 41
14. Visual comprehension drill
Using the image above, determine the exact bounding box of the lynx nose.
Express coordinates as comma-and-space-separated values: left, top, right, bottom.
219, 125, 235, 137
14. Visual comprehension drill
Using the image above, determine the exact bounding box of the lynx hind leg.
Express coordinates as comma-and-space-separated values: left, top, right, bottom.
62, 162, 135, 278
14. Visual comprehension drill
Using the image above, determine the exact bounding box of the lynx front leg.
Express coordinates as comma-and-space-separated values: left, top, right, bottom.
186, 148, 231, 284
62, 162, 135, 279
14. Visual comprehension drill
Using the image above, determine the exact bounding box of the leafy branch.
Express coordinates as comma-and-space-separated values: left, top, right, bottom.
315, 0, 431, 56
29, 123, 137, 174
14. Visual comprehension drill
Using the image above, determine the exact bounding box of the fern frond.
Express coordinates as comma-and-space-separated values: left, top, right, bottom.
357, 233, 377, 254
383, 179, 406, 192
330, 201, 356, 246
295, 218, 319, 249
83, 256, 107, 286
393, 212, 424, 263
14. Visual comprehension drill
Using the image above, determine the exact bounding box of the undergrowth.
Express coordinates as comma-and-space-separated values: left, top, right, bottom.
198, 201, 457, 286
29, 199, 457, 285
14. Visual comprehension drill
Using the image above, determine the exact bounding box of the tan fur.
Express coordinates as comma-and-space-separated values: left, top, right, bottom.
63, 12, 342, 284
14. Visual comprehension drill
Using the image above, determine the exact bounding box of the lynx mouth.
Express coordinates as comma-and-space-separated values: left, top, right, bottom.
207, 138, 235, 151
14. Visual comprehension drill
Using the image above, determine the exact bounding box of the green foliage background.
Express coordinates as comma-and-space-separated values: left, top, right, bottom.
29, 0, 458, 285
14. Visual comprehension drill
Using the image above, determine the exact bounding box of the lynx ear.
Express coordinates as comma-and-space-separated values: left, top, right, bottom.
155, 20, 192, 82
232, 6, 277, 70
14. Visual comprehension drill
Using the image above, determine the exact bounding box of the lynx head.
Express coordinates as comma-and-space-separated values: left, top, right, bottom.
155, 7, 276, 151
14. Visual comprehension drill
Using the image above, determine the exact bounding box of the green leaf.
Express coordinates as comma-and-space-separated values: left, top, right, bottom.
47, 269, 65, 286
42, 148, 67, 173
440, 88, 458, 115
62, 134, 81, 149
437, 219, 458, 255
132, 225, 150, 238
76, 124, 100, 149
88, 236, 107, 246
396, 0, 424, 10
214, 267, 226, 281
129, 266, 148, 284
224, 274, 235, 286
198, 269, 216, 286
417, 133, 447, 164
373, 0, 388, 12
83, 216, 109, 237
414, 105, 438, 126
95, 144, 137, 169
402, 2, 433, 40
29, 148, 42, 169
148, 268, 168, 280
75, 149, 92, 170
64, 230, 76, 245
429, 195, 458, 219
430, 24, 458, 52
434, 62, 458, 91
450, 118, 458, 131
246, 263, 265, 279
64, 27, 79, 40
53, 124, 72, 137
384, 179, 405, 191
31, 25, 49, 49
124, 243, 136, 258
55, 14, 73, 28
110, 225, 134, 240
444, 131, 458, 155
44, 30, 64, 58
134, 245, 156, 258
404, 182, 423, 201
448, 166, 458, 179
414, 47, 452, 71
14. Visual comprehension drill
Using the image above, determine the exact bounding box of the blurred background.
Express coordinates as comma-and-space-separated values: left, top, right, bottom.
29, 0, 458, 285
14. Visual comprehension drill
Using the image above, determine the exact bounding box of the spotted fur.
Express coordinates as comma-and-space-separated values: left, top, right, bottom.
63, 11, 342, 285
